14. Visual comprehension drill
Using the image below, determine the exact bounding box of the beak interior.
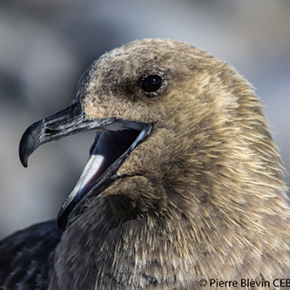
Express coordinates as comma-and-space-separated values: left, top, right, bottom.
57, 123, 152, 230
85, 129, 141, 189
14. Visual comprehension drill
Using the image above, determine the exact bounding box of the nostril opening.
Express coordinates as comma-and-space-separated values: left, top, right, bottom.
44, 128, 60, 135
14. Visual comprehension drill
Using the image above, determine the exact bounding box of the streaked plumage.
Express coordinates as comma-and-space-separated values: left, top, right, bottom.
1, 39, 289, 289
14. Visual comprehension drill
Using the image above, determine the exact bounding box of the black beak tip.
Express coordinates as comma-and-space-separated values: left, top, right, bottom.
57, 212, 67, 232
19, 121, 43, 168
20, 155, 28, 168
18, 101, 84, 168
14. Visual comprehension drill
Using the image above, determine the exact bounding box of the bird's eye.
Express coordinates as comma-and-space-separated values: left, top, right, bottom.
141, 75, 162, 93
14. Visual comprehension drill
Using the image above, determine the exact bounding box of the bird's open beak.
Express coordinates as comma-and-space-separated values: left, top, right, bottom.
19, 100, 152, 231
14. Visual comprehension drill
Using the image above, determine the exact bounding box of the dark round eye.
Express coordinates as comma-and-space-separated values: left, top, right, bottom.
141, 75, 162, 93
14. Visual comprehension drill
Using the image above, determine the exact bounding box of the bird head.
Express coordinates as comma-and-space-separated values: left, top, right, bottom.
19, 39, 287, 232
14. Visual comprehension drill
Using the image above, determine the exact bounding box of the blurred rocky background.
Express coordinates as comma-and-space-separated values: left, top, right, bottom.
1, 0, 289, 239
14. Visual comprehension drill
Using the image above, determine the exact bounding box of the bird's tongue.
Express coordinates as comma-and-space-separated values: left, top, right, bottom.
57, 128, 146, 230
73, 130, 141, 200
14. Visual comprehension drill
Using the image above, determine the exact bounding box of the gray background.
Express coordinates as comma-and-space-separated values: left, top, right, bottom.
1, 0, 289, 239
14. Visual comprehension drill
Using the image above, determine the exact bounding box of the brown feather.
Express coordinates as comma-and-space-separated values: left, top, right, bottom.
50, 39, 290, 289
1, 39, 289, 290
